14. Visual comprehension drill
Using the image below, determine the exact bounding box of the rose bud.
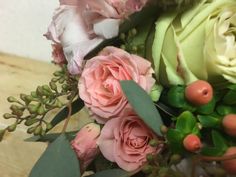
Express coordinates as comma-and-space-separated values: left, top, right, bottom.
222, 147, 236, 175
222, 114, 236, 137
71, 123, 101, 171
185, 80, 213, 105
183, 134, 202, 152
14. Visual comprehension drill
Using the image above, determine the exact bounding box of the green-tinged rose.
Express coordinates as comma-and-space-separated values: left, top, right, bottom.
152, 0, 236, 86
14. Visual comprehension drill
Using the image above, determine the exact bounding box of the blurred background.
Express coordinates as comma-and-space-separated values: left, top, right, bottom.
0, 0, 58, 61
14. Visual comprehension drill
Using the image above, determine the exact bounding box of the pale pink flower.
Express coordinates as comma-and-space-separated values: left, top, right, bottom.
78, 46, 155, 123
71, 123, 101, 171
51, 44, 66, 65
97, 114, 162, 171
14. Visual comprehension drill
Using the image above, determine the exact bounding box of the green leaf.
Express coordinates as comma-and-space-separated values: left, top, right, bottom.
211, 130, 228, 152
197, 115, 221, 128
216, 105, 236, 116
196, 96, 216, 114
176, 111, 197, 134
167, 129, 185, 154
25, 131, 78, 142
201, 147, 224, 156
167, 86, 186, 108
87, 169, 132, 177
48, 98, 84, 132
29, 134, 80, 177
223, 90, 236, 105
120, 80, 163, 135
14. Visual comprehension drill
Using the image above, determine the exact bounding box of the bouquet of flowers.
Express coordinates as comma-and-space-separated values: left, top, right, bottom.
2, 0, 236, 176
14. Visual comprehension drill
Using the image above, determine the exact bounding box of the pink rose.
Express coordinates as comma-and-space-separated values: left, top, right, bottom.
51, 44, 66, 65
97, 114, 163, 171
71, 123, 101, 171
78, 46, 155, 123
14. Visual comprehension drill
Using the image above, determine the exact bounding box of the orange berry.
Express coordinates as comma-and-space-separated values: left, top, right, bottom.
185, 80, 213, 105
183, 134, 201, 152
222, 114, 236, 137
222, 147, 236, 175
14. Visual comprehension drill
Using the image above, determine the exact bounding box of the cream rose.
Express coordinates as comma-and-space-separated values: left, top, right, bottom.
152, 0, 236, 86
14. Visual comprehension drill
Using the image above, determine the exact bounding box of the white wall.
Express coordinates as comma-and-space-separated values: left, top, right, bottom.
0, 0, 59, 62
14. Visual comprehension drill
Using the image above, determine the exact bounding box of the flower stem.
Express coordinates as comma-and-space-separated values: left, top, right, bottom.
198, 153, 236, 162
61, 99, 72, 133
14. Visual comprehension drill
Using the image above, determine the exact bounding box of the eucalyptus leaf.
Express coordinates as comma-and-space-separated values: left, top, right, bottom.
120, 80, 163, 135
29, 134, 80, 177
48, 98, 84, 132
87, 169, 132, 177
176, 111, 197, 135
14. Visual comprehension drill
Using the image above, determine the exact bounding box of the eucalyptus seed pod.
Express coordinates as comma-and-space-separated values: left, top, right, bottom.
7, 123, 17, 132
49, 81, 57, 91
146, 153, 154, 162
31, 91, 38, 98
37, 105, 46, 115
3, 113, 15, 119
46, 122, 53, 130
27, 126, 37, 134
53, 71, 62, 77
34, 125, 42, 136
149, 139, 159, 147
36, 86, 44, 95
25, 118, 39, 126
28, 103, 40, 114
7, 96, 17, 103
20, 93, 27, 101
142, 164, 153, 174
169, 154, 182, 165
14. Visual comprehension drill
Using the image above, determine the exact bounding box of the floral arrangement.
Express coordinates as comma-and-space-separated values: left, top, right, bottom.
2, 0, 236, 177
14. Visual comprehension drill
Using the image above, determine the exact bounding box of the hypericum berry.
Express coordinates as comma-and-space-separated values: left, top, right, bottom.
185, 80, 213, 105
222, 147, 236, 175
222, 114, 236, 137
183, 134, 201, 152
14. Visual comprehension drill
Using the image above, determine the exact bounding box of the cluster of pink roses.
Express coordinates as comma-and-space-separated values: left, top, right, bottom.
46, 0, 162, 173
45, 0, 149, 75
71, 47, 163, 172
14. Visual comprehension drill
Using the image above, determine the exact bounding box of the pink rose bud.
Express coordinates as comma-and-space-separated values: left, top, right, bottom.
71, 123, 101, 171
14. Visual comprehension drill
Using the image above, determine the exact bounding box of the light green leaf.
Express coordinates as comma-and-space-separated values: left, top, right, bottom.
176, 111, 197, 134
120, 80, 163, 135
197, 115, 221, 128
167, 129, 185, 154
29, 134, 80, 177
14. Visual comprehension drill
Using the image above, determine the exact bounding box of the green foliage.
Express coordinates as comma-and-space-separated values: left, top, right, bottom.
201, 130, 228, 156
197, 115, 221, 128
29, 134, 80, 177
2, 66, 79, 137
120, 80, 163, 135
87, 169, 132, 177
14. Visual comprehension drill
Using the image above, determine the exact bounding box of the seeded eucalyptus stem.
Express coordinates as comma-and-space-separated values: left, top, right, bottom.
2, 65, 79, 138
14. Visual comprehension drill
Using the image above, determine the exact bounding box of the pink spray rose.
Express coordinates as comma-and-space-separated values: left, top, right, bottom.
45, 0, 149, 75
51, 44, 66, 65
78, 46, 155, 123
97, 114, 163, 171
71, 123, 101, 171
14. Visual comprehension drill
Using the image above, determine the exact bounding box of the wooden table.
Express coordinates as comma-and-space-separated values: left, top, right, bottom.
0, 53, 59, 177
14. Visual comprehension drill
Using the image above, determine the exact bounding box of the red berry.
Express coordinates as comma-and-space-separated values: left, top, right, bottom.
185, 80, 213, 105
183, 134, 201, 152
222, 114, 236, 137
222, 147, 236, 174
